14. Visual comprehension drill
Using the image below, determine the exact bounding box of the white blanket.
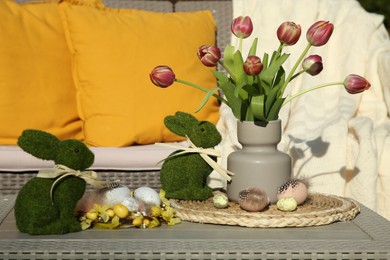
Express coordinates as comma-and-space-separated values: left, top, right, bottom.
210, 0, 390, 220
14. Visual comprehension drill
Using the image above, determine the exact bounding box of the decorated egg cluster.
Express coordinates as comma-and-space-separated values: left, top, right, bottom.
210, 178, 309, 213
79, 178, 309, 228
78, 185, 180, 230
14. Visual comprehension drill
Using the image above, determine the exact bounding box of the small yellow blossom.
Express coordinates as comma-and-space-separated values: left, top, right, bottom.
113, 204, 129, 218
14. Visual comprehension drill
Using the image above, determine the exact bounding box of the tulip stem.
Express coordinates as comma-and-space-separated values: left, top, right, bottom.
290, 69, 306, 81
282, 81, 344, 106
175, 78, 229, 105
276, 42, 284, 56
279, 42, 312, 98
218, 61, 236, 80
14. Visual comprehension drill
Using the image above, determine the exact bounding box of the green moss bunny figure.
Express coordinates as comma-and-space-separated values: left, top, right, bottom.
160, 112, 222, 201
14, 130, 94, 235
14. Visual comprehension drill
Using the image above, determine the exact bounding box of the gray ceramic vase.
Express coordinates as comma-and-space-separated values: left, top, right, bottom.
227, 120, 291, 204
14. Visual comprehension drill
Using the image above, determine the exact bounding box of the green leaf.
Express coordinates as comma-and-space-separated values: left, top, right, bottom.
262, 53, 269, 70
167, 217, 181, 226
269, 50, 280, 65
232, 50, 253, 101
232, 50, 246, 84
100, 211, 110, 223
242, 83, 261, 95
248, 37, 258, 56
149, 218, 161, 228
80, 219, 92, 230
212, 70, 229, 83
266, 97, 285, 121
264, 86, 280, 118
259, 77, 271, 96
223, 44, 235, 77
94, 216, 121, 229
244, 104, 254, 121
273, 66, 286, 88
233, 81, 246, 97
250, 95, 266, 121
195, 87, 220, 112
261, 53, 290, 87
159, 189, 170, 207
217, 80, 243, 119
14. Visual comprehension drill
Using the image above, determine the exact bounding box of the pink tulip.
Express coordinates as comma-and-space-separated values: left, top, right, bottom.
302, 55, 323, 76
150, 66, 175, 88
344, 74, 371, 94
197, 45, 221, 67
231, 16, 253, 39
243, 56, 263, 76
306, 21, 334, 47
277, 21, 301, 46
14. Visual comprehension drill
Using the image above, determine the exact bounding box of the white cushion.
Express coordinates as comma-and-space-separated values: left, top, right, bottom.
0, 142, 186, 172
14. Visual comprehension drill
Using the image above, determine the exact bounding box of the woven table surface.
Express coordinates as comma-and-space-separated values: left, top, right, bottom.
170, 193, 360, 228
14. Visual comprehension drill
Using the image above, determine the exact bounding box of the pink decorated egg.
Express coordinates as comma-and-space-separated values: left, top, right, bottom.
277, 179, 308, 205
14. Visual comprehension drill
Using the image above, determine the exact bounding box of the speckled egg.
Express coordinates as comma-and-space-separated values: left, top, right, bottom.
121, 197, 140, 212
277, 179, 308, 205
238, 187, 269, 212
277, 197, 297, 212
134, 187, 161, 206
213, 193, 229, 209
102, 183, 131, 207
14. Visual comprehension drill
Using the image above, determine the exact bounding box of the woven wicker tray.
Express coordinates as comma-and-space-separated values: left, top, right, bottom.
170, 193, 360, 228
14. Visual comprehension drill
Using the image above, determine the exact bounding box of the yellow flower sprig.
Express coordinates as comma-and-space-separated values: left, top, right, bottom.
78, 189, 181, 230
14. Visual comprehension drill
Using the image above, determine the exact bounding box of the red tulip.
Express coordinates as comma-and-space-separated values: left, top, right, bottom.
231, 16, 253, 39
150, 66, 175, 88
243, 56, 263, 76
344, 74, 371, 94
197, 45, 221, 67
302, 55, 323, 76
306, 20, 334, 46
277, 21, 301, 46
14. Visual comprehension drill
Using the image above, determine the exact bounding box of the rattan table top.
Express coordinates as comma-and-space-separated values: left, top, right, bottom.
1, 194, 390, 259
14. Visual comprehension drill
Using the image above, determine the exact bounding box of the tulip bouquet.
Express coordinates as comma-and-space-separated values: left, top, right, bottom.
150, 17, 371, 122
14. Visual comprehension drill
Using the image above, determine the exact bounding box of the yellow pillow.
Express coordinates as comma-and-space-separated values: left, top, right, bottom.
0, 0, 83, 144
59, 1, 220, 147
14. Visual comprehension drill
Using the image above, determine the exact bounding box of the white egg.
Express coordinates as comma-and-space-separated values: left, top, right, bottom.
134, 187, 161, 206
121, 197, 140, 212
103, 185, 131, 206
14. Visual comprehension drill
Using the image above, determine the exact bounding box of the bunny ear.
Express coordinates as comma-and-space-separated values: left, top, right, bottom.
17, 129, 60, 160
164, 111, 199, 137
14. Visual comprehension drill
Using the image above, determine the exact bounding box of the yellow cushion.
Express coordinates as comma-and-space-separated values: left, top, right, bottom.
59, 1, 220, 147
0, 0, 84, 144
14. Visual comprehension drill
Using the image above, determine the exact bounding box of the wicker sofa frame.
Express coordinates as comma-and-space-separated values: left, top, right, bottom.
0, 0, 233, 195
